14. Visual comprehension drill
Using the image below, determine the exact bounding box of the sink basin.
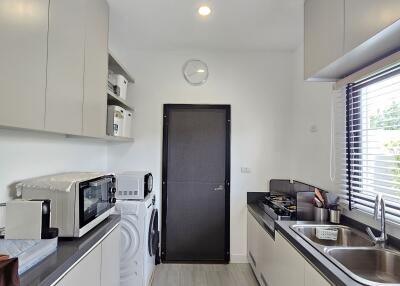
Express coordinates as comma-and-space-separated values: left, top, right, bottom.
291, 224, 374, 247
327, 248, 400, 285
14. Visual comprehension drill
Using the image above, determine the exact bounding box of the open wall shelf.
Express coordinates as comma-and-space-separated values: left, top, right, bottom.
108, 52, 135, 83
107, 90, 134, 111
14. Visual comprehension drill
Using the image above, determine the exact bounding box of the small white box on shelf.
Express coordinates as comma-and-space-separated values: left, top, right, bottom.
123, 110, 133, 138
115, 74, 128, 100
107, 105, 125, 137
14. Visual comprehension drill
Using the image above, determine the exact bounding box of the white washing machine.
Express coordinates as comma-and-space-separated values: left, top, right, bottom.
115, 195, 158, 286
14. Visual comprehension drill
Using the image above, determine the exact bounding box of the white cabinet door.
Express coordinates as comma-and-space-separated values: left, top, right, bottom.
247, 212, 260, 278
45, 0, 86, 135
344, 0, 400, 53
0, 0, 48, 130
304, 261, 331, 286
273, 233, 305, 286
56, 244, 101, 286
259, 229, 275, 286
304, 0, 345, 80
101, 225, 121, 286
83, 0, 109, 138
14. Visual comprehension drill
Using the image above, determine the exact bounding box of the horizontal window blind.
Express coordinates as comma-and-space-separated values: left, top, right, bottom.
341, 64, 400, 223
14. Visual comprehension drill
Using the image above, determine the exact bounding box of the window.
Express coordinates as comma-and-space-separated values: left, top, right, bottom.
345, 64, 400, 222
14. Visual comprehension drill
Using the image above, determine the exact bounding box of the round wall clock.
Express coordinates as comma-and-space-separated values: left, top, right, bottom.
182, 59, 209, 86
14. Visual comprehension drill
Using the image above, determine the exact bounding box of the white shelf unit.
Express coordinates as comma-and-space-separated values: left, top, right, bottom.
107, 51, 135, 141
107, 90, 134, 112
108, 52, 135, 83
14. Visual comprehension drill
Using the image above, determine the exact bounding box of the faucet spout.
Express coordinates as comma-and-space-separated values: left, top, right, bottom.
366, 194, 387, 246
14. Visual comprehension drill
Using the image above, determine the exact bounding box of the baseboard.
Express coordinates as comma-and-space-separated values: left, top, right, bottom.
230, 254, 248, 263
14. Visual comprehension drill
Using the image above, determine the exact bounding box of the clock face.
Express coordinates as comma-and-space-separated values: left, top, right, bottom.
182, 59, 209, 86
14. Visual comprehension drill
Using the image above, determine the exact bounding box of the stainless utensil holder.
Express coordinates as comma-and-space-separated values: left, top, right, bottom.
329, 209, 341, 224
314, 207, 329, 222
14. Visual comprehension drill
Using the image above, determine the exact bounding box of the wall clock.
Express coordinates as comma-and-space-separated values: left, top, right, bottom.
182, 59, 209, 86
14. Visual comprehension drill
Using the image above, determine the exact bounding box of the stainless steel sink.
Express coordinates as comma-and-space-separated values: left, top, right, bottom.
290, 223, 400, 285
327, 247, 400, 285
291, 224, 374, 248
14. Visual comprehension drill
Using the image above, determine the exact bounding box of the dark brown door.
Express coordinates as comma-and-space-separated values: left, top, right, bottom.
161, 104, 230, 263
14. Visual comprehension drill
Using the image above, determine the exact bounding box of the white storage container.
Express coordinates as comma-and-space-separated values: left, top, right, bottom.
115, 74, 128, 100
123, 110, 133, 138
107, 105, 125, 137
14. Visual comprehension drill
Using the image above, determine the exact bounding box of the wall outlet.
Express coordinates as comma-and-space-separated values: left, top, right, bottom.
241, 167, 251, 173
310, 124, 318, 133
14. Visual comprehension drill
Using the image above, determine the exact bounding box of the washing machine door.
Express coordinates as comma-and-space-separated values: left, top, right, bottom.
148, 209, 159, 257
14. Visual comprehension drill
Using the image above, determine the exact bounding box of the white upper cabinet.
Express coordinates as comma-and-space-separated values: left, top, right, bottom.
305, 0, 400, 81
304, 0, 345, 81
45, 0, 86, 135
83, 0, 109, 138
344, 0, 400, 53
0, 0, 49, 130
0, 0, 110, 138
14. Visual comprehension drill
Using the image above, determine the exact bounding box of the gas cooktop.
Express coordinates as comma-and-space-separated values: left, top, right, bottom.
258, 193, 297, 221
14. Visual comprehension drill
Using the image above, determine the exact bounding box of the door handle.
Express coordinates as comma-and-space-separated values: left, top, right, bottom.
213, 185, 225, 191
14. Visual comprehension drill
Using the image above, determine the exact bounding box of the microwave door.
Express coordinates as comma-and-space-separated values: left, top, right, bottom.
79, 177, 113, 229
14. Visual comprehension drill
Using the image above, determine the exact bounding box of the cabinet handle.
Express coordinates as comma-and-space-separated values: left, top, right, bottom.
213, 185, 225, 191
261, 274, 269, 286
249, 251, 256, 267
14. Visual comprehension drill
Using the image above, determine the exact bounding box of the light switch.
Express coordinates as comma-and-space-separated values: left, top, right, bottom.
241, 167, 251, 173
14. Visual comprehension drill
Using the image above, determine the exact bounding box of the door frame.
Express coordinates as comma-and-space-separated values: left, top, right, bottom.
161, 104, 231, 263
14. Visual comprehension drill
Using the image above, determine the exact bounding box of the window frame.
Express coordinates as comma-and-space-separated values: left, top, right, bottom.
345, 65, 400, 214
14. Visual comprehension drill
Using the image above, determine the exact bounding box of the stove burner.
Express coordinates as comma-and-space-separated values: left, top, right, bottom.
259, 193, 297, 222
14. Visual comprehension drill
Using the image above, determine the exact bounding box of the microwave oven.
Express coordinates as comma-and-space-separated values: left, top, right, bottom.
116, 171, 153, 200
18, 172, 116, 238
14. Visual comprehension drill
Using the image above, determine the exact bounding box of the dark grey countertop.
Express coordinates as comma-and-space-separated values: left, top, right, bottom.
19, 215, 121, 286
247, 203, 362, 286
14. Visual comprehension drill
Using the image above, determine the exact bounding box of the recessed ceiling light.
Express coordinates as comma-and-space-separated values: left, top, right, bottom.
198, 6, 211, 16
197, 69, 205, 73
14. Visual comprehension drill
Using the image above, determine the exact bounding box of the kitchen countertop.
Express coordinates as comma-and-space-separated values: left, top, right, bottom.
247, 203, 363, 286
19, 215, 121, 286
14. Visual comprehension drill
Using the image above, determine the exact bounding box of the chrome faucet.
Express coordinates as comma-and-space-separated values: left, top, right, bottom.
366, 194, 387, 246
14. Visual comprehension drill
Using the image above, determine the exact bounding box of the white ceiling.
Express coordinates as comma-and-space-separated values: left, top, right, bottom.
107, 0, 304, 52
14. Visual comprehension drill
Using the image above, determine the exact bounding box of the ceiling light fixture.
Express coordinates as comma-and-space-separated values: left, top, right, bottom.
198, 6, 211, 16
197, 69, 205, 73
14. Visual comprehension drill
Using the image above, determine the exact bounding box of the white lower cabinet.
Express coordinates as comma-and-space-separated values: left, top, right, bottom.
247, 211, 331, 286
101, 225, 121, 286
273, 232, 305, 286
56, 225, 120, 286
247, 211, 261, 280
56, 244, 102, 286
259, 229, 275, 286
304, 261, 331, 286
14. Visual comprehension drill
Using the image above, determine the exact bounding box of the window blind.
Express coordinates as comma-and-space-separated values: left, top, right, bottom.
340, 64, 400, 223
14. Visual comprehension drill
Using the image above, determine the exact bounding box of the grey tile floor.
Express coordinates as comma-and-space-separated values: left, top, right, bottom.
151, 264, 259, 286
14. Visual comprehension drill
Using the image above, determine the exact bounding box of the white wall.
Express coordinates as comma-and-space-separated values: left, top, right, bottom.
107, 49, 294, 262
0, 128, 107, 225
290, 44, 336, 192
289, 44, 400, 238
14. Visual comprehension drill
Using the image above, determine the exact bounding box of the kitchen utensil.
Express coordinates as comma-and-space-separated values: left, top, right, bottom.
314, 207, 329, 222
315, 188, 325, 206
314, 197, 323, 208
325, 193, 339, 208
330, 209, 341, 224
